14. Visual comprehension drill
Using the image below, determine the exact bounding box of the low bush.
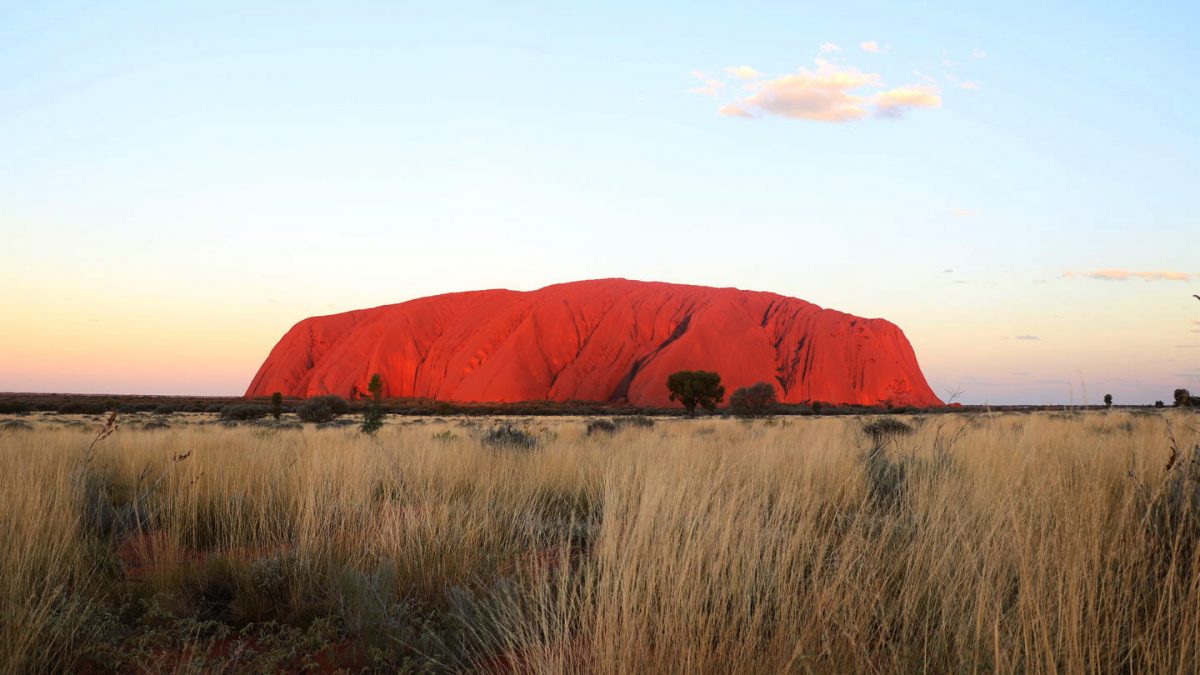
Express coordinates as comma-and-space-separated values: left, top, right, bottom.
586, 419, 618, 436
481, 424, 537, 450
863, 417, 914, 444
613, 415, 655, 429
729, 382, 778, 418
297, 396, 350, 424
219, 404, 269, 421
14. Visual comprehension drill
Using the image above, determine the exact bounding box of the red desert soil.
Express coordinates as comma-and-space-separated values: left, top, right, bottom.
247, 278, 941, 407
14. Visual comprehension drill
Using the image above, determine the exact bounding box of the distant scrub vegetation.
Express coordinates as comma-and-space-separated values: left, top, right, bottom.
1, 390, 1176, 419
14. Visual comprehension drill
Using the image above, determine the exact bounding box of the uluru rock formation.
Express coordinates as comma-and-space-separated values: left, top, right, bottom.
246, 279, 942, 407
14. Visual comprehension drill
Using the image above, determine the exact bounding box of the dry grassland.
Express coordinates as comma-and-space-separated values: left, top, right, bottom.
2, 409, 1199, 673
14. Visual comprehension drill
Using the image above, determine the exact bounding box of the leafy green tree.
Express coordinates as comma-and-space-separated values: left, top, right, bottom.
270, 392, 283, 420
361, 374, 385, 435
1103, 393, 1113, 408
729, 382, 777, 418
667, 370, 725, 417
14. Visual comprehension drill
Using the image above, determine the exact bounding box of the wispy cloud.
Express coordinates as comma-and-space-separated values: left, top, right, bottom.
875, 85, 942, 117
724, 65, 762, 80
860, 40, 890, 54
718, 103, 753, 118
819, 42, 842, 54
957, 80, 982, 90
1014, 335, 1041, 341
688, 71, 725, 96
1063, 269, 1194, 282
971, 49, 988, 59
700, 58, 941, 123
950, 207, 981, 217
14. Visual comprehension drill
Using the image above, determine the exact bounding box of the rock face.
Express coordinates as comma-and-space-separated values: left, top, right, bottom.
246, 279, 942, 407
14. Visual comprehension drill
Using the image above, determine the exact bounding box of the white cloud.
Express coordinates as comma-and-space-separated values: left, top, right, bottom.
971, 49, 988, 59
958, 80, 982, 90
819, 42, 842, 54
724, 65, 762, 80
860, 40, 890, 54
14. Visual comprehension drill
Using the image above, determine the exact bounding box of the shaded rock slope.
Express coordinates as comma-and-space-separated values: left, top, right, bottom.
246, 279, 942, 407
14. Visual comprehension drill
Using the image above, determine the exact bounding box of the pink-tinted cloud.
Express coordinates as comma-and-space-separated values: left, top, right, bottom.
1063, 269, 1194, 282
698, 56, 943, 123
716, 60, 879, 122
860, 40, 890, 54
688, 71, 725, 96
718, 103, 753, 118
957, 80, 982, 90
874, 85, 942, 117
724, 65, 762, 80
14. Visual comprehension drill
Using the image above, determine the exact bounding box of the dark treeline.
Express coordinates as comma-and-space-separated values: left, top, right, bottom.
0, 391, 1144, 417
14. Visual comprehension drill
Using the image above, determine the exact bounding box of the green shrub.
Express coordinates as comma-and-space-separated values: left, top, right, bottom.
863, 417, 914, 444
298, 395, 349, 424
614, 415, 655, 429
482, 424, 537, 450
586, 419, 618, 436
360, 376, 385, 434
219, 404, 269, 421
729, 382, 778, 418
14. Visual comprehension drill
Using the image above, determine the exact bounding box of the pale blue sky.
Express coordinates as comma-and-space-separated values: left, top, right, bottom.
2, 1, 1198, 403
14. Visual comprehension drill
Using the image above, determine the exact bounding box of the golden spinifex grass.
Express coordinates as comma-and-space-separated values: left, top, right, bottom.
1, 411, 1199, 672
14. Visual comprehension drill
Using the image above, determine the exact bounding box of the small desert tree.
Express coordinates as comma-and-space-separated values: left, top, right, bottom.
270, 392, 283, 420
729, 382, 778, 418
361, 374, 385, 435
667, 370, 725, 417
1104, 393, 1113, 408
